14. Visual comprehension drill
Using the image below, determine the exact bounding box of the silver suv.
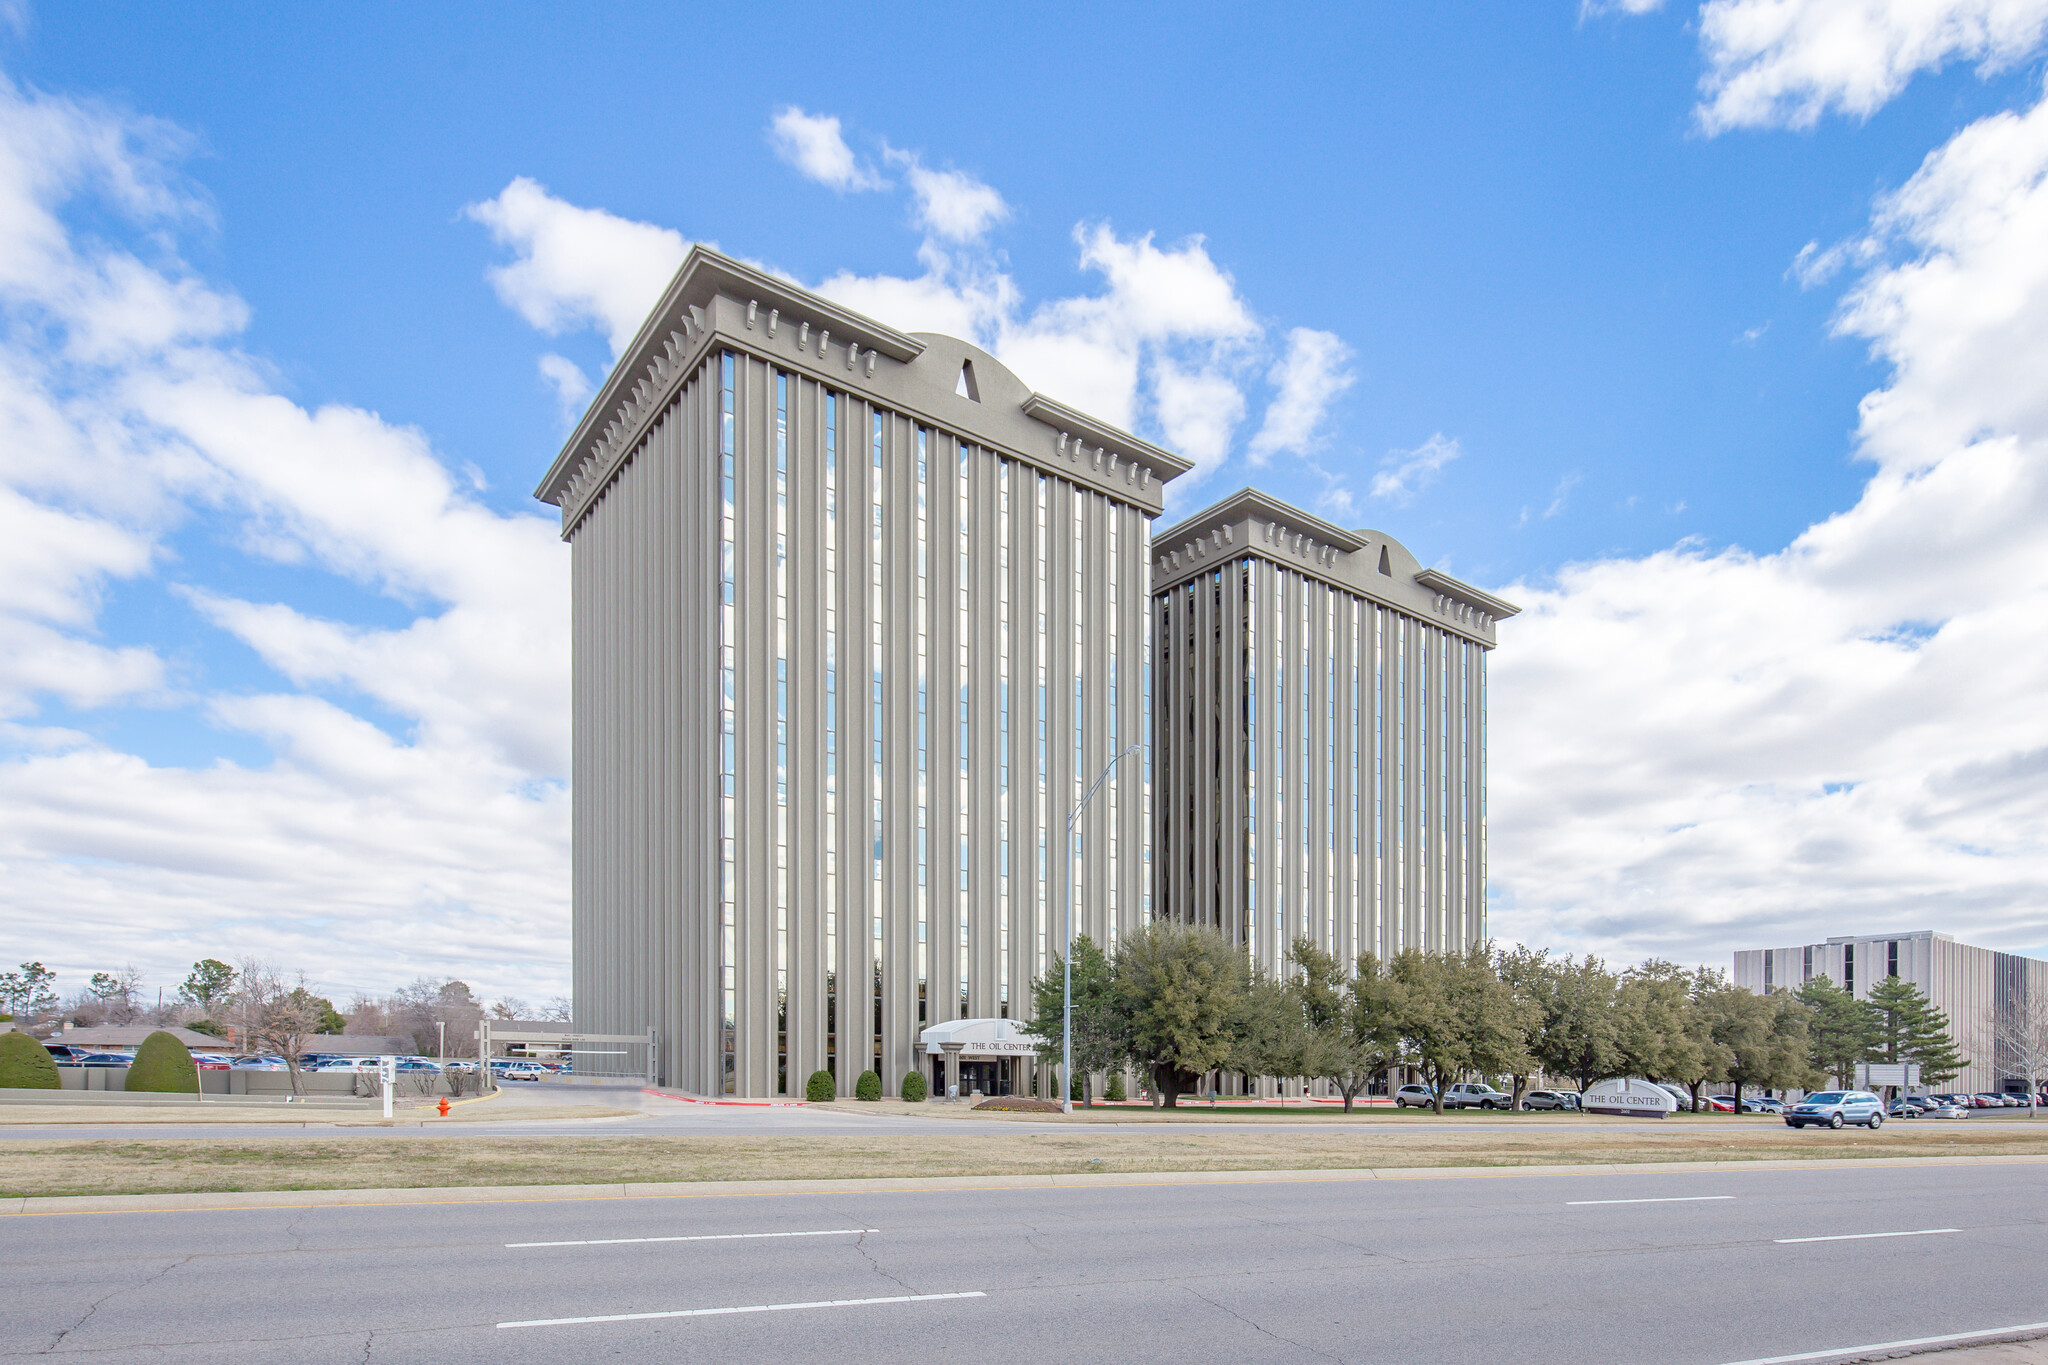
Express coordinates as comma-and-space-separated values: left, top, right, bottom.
1785, 1091, 1883, 1130
1442, 1082, 1512, 1110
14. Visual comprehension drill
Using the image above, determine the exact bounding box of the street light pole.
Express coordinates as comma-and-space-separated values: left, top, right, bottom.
1064, 743, 1142, 1117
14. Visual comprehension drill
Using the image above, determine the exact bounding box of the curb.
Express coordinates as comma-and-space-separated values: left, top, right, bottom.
641, 1087, 810, 1108
5, 1152, 2044, 1218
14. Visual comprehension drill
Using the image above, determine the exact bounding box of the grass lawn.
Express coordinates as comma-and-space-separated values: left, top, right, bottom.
3, 1122, 2045, 1199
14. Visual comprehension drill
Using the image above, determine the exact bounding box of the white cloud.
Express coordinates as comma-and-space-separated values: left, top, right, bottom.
885, 147, 1009, 243
768, 106, 885, 192
1582, 0, 1666, 16
1249, 327, 1355, 464
1150, 360, 1246, 476
1491, 76, 2048, 964
464, 176, 688, 355
0, 75, 571, 1004
1696, 0, 2048, 132
537, 352, 592, 420
1370, 433, 1461, 505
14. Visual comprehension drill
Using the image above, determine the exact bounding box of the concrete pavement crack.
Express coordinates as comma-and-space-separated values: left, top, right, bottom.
850, 1227, 919, 1295
1181, 1283, 1350, 1365
39, 1255, 191, 1354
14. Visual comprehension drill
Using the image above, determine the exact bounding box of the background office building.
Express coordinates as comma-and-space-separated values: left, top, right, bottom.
1151, 489, 1517, 986
1735, 931, 2048, 1094
536, 248, 1188, 1098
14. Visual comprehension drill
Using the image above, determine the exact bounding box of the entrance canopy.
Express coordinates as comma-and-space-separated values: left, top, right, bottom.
918, 1018, 1038, 1058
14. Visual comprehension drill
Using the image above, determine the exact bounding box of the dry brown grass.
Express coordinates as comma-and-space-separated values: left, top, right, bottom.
3, 1122, 2045, 1199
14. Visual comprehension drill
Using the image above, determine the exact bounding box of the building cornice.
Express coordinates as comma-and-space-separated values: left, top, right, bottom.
535, 246, 1191, 535
1150, 487, 1518, 648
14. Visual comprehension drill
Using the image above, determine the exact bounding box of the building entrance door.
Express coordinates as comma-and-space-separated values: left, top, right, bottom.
959, 1059, 1009, 1096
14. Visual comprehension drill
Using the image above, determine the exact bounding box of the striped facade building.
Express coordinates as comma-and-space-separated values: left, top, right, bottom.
534, 248, 1188, 1097
1735, 932, 2048, 1095
1150, 490, 1518, 978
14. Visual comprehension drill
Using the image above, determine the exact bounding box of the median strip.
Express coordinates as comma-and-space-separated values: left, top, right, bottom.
507, 1227, 876, 1248
497, 1290, 986, 1329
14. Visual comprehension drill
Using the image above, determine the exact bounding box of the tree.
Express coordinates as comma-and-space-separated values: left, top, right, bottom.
1390, 945, 1536, 1115
1531, 954, 1622, 1096
177, 960, 237, 1014
236, 961, 329, 1094
1701, 984, 1809, 1111
1493, 945, 1580, 1109
1794, 975, 1881, 1087
1284, 941, 1402, 1112
1114, 922, 1262, 1107
1865, 976, 1968, 1090
84, 967, 144, 1026
1614, 960, 1710, 1097
1993, 991, 2047, 1116
0, 963, 60, 1026
1022, 935, 1124, 1105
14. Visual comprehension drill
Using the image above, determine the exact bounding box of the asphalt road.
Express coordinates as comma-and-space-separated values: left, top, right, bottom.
4, 1159, 2045, 1363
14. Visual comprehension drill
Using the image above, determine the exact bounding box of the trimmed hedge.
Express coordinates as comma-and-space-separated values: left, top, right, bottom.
900, 1070, 927, 1102
0, 1031, 60, 1089
854, 1069, 882, 1101
125, 1031, 199, 1094
805, 1069, 835, 1103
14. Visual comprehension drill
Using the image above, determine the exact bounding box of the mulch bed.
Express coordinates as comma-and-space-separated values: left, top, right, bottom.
973, 1096, 1067, 1113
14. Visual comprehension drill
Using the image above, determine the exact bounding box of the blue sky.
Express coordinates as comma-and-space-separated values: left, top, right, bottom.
3, 2, 2048, 1006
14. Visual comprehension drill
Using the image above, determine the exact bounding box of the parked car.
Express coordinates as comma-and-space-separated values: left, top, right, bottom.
1392, 1084, 1436, 1108
1441, 1082, 1513, 1110
496, 1064, 550, 1082
1655, 1083, 1697, 1112
1704, 1095, 1737, 1112
75, 1051, 133, 1066
1744, 1096, 1784, 1113
1887, 1097, 1926, 1118
230, 1055, 288, 1071
1524, 1089, 1579, 1111
189, 1053, 232, 1071
1924, 1099, 1971, 1119
1785, 1090, 1884, 1129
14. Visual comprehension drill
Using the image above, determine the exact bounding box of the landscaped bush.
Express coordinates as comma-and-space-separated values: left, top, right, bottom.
1106, 1072, 1127, 1102
900, 1070, 927, 1102
854, 1069, 882, 1101
805, 1069, 835, 1102
124, 1031, 198, 1094
0, 1031, 60, 1089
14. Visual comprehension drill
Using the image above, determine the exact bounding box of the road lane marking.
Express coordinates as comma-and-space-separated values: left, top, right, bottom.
506, 1227, 877, 1248
498, 1290, 986, 1329
1711, 1320, 2048, 1364
1567, 1196, 1736, 1205
1772, 1228, 1960, 1244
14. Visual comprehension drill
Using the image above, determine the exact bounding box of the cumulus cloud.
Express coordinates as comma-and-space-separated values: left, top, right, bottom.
885, 147, 1009, 243
1491, 75, 2048, 964
0, 74, 571, 1003
1370, 433, 1461, 505
1249, 327, 1355, 465
1696, 0, 2048, 132
464, 176, 688, 355
768, 106, 885, 192
537, 352, 592, 420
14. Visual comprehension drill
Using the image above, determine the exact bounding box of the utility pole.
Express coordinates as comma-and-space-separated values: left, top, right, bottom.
1063, 743, 1141, 1117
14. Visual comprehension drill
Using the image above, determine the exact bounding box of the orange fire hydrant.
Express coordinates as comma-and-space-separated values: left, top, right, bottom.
437, 1097, 450, 1117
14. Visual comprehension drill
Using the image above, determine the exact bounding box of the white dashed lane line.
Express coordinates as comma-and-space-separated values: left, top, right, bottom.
1772, 1228, 1960, 1244
498, 1291, 987, 1329
1566, 1196, 1737, 1205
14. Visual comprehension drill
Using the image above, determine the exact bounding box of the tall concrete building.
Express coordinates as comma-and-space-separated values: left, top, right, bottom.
1735, 931, 2048, 1094
1150, 490, 1517, 978
535, 248, 1188, 1097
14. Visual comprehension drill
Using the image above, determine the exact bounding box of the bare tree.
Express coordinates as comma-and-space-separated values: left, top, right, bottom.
1995, 993, 2048, 1118
542, 996, 573, 1023
236, 960, 329, 1095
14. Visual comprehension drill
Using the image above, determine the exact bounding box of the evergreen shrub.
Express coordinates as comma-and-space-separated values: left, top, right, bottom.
854, 1069, 882, 1101
1106, 1073, 1127, 1102
900, 1070, 927, 1102
125, 1031, 199, 1094
0, 1031, 60, 1089
805, 1069, 835, 1102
